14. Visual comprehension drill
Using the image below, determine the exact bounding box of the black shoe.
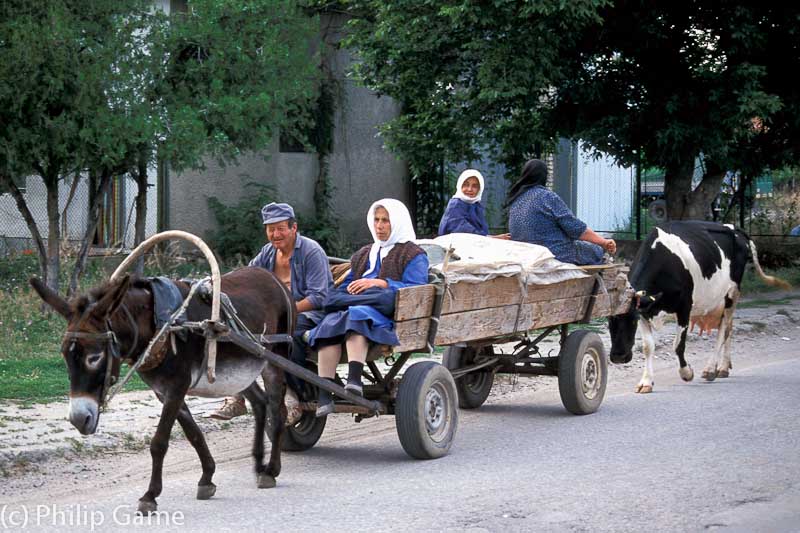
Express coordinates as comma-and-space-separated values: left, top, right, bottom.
315, 383, 335, 417
344, 380, 363, 397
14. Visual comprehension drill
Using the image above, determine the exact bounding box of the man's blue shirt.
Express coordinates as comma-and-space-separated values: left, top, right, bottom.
249, 234, 332, 323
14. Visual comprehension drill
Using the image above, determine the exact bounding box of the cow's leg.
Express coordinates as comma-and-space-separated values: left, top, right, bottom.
138, 393, 185, 514
717, 293, 739, 378
636, 319, 657, 393
674, 310, 694, 382
175, 402, 216, 500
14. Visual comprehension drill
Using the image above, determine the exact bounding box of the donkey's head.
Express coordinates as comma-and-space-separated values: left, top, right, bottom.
30, 275, 131, 435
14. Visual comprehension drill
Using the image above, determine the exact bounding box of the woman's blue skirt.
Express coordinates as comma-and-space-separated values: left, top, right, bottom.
308, 305, 399, 348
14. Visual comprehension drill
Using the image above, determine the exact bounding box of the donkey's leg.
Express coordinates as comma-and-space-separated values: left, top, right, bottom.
138, 394, 185, 514
175, 402, 216, 500
241, 383, 276, 488
261, 363, 287, 482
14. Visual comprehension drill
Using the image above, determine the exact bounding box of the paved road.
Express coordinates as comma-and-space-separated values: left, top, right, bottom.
5, 352, 800, 533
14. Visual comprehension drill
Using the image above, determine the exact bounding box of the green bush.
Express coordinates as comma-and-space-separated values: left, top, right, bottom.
206, 182, 275, 262
206, 181, 353, 261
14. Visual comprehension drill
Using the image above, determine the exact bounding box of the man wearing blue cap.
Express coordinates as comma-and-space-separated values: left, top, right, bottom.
210, 202, 333, 423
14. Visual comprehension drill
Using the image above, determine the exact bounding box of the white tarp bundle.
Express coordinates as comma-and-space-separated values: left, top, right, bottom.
417, 233, 589, 285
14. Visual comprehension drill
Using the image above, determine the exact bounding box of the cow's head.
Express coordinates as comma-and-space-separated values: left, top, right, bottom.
30, 276, 130, 435
608, 290, 662, 364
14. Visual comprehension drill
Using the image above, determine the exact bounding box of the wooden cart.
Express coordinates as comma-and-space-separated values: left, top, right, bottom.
273, 264, 632, 460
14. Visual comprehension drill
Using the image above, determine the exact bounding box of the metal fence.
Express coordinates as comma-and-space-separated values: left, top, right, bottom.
0, 172, 159, 258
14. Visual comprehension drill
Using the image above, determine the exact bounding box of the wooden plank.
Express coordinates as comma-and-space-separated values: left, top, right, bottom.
394, 285, 436, 321
439, 276, 595, 314
395, 319, 430, 352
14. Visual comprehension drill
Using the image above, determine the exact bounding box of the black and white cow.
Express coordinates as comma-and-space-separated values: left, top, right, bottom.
608, 221, 789, 393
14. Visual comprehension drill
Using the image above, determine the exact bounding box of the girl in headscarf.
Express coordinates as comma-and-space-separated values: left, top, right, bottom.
308, 199, 429, 416
438, 169, 511, 238
506, 159, 616, 265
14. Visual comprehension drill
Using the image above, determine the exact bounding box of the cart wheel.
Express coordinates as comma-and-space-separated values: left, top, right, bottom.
442, 346, 494, 409
281, 410, 327, 451
395, 361, 458, 460
558, 330, 607, 415
266, 363, 327, 452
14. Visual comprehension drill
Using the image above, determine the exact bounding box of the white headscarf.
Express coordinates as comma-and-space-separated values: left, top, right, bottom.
363, 198, 417, 277
453, 169, 485, 204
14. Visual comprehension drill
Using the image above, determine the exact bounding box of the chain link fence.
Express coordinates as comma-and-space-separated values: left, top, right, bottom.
0, 172, 159, 258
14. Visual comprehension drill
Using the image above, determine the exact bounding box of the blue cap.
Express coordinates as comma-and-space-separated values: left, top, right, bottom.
261, 202, 295, 225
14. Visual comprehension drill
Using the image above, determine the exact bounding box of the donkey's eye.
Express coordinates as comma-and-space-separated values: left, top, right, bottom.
85, 352, 104, 369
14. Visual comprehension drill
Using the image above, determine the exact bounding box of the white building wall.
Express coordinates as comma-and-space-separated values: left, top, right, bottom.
575, 144, 634, 233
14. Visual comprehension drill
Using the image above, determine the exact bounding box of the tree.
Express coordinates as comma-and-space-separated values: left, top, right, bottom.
335, 0, 608, 232
0, 1, 156, 293
0, 0, 317, 293
547, 2, 800, 220
339, 0, 800, 222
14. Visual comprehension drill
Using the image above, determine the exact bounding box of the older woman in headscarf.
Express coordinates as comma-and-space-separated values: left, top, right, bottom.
308, 199, 429, 417
506, 159, 616, 265
438, 169, 511, 238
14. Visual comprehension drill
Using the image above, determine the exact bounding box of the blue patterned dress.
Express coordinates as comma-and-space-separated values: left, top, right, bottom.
508, 185, 604, 265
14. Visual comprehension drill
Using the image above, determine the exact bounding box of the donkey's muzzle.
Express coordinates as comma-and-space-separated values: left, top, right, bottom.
69, 397, 99, 435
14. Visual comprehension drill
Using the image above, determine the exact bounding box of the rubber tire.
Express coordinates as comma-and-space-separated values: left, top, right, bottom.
442, 346, 494, 409
280, 410, 327, 452
558, 330, 607, 415
266, 363, 327, 452
395, 361, 459, 460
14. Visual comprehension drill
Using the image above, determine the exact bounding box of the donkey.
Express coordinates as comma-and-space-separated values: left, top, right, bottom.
30, 266, 295, 514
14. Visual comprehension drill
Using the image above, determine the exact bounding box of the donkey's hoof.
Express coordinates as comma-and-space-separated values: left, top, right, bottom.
197, 483, 216, 500
717, 368, 730, 378
701, 369, 717, 382
635, 383, 653, 394
679, 366, 694, 382
257, 473, 277, 489
137, 499, 157, 515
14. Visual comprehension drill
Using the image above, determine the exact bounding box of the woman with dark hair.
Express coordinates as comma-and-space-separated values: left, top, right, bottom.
506, 159, 616, 265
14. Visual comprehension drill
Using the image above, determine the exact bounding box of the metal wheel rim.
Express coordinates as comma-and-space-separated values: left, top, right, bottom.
580, 348, 601, 400
424, 381, 451, 443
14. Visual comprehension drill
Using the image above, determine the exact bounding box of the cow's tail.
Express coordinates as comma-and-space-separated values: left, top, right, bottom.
747, 240, 791, 289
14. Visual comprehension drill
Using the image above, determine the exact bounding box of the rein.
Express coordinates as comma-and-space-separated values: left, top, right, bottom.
64, 303, 139, 410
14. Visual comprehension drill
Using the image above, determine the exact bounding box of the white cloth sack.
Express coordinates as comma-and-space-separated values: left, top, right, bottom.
417, 233, 588, 285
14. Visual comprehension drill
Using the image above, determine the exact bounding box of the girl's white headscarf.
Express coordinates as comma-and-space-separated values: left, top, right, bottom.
453, 169, 485, 204
363, 198, 417, 277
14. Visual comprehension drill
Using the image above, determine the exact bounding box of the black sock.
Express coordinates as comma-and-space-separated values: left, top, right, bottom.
347, 361, 364, 384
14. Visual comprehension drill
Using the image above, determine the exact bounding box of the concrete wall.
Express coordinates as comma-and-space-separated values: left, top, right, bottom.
167, 13, 409, 250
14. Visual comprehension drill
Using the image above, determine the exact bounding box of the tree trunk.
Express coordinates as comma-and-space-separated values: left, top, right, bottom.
664, 157, 726, 221
68, 171, 113, 297
0, 172, 48, 279
60, 171, 81, 247
45, 172, 61, 292
133, 151, 149, 275
684, 159, 726, 221
664, 158, 695, 221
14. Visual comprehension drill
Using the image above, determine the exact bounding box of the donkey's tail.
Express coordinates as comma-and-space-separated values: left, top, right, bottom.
747, 240, 791, 290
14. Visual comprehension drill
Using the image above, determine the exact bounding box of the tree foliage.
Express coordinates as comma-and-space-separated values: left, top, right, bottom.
547, 2, 800, 219
339, 0, 800, 221
0, 0, 318, 292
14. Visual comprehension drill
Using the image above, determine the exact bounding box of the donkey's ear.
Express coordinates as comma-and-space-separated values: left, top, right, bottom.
94, 275, 131, 318
29, 277, 72, 319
